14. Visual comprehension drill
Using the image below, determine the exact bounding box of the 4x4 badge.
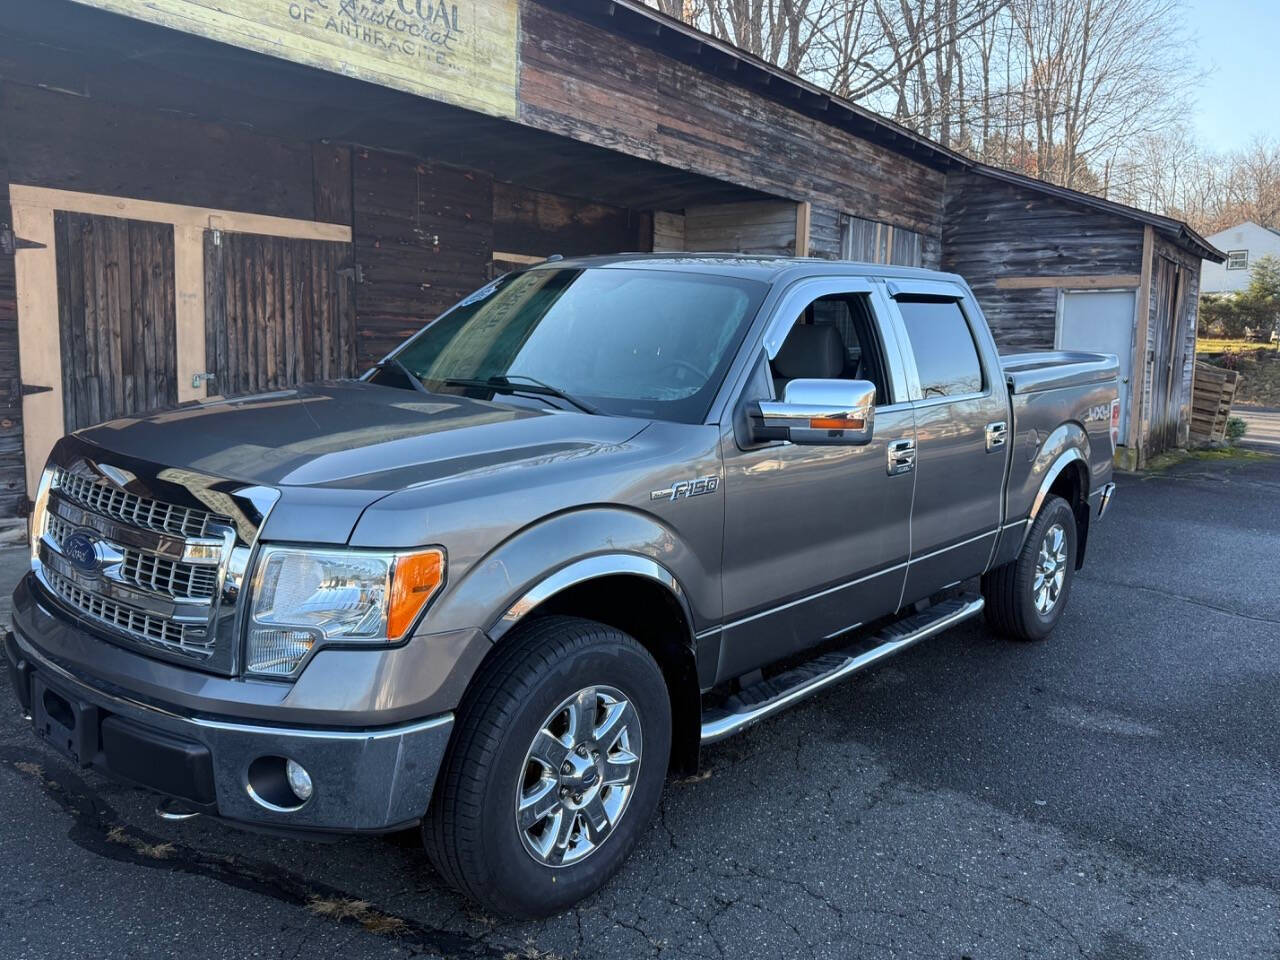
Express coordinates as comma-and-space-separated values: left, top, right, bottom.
650, 475, 719, 502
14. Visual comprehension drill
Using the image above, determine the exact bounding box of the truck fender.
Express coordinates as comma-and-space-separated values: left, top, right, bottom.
1016, 424, 1093, 566
489, 553, 695, 645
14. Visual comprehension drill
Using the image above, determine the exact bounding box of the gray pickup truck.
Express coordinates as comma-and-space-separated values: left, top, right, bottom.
6, 255, 1118, 916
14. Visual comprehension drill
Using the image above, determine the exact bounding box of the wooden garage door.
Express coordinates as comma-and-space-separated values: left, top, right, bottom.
203, 230, 356, 396
54, 212, 178, 431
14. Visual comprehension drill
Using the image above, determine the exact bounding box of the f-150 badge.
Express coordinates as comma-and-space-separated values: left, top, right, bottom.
650, 475, 719, 502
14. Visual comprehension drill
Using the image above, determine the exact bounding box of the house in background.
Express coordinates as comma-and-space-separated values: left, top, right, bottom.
1201, 221, 1280, 294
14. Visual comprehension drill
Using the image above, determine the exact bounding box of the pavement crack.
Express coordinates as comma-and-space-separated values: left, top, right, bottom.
1077, 574, 1280, 626
0, 746, 528, 960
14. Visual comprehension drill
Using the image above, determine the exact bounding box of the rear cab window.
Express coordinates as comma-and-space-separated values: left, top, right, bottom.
895, 297, 985, 399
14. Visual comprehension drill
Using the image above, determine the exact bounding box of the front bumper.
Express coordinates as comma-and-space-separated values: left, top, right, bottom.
6, 590, 456, 833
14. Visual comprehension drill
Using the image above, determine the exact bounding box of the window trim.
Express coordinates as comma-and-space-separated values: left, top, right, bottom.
1226, 249, 1249, 271
757, 278, 908, 409
888, 290, 992, 406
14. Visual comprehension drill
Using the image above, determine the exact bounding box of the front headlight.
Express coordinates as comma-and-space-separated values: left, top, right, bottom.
246, 545, 444, 677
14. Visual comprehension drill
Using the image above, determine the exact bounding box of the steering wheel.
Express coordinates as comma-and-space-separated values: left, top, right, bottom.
659, 358, 710, 381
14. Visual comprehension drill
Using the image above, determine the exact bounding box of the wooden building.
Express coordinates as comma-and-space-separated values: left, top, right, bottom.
0, 0, 1219, 522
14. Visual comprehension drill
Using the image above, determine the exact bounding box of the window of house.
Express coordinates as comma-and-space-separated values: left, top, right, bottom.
895, 297, 984, 399
1227, 250, 1249, 270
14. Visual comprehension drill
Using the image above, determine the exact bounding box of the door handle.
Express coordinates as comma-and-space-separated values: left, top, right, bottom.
887, 438, 916, 476
985, 421, 1008, 452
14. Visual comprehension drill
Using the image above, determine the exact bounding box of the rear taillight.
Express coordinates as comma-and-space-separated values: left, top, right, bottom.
1110, 398, 1121, 452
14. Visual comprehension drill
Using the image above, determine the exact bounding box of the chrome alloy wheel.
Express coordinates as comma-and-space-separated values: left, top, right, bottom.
1034, 522, 1068, 615
515, 685, 642, 867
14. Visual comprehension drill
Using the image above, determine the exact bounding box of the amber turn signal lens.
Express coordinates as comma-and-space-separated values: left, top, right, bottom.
808, 416, 864, 430
388, 549, 445, 638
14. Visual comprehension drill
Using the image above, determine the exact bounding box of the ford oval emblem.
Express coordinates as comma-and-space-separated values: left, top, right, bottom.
62, 531, 102, 576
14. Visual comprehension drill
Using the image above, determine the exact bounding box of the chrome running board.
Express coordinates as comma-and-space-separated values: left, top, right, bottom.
700, 595, 985, 745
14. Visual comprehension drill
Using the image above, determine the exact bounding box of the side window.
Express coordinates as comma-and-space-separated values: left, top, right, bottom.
769, 293, 892, 405
895, 297, 984, 399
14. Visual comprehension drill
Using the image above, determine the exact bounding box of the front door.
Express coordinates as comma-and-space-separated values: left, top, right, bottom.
1057, 289, 1135, 443
717, 281, 916, 683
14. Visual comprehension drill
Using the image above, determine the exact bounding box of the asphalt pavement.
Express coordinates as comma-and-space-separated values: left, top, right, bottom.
1, 453, 1277, 959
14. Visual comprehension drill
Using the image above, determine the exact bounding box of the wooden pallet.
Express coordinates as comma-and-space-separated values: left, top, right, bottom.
1190, 362, 1240, 441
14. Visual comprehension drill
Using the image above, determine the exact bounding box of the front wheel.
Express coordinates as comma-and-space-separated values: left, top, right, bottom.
424, 616, 671, 918
982, 495, 1077, 641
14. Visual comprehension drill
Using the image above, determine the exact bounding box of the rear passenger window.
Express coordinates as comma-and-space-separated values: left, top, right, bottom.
896, 297, 983, 398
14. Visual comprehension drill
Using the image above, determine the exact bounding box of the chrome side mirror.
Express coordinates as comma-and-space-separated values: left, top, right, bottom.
752, 379, 876, 445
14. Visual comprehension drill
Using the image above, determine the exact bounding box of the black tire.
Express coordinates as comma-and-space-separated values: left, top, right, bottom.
981, 495, 1077, 641
423, 616, 671, 918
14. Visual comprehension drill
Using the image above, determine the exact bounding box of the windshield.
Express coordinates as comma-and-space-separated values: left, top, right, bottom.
385, 267, 767, 423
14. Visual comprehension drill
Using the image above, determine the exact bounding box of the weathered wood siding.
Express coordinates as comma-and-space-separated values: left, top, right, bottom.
683, 201, 799, 256
493, 182, 650, 257
1140, 234, 1200, 456
1, 83, 321, 222
652, 212, 686, 252
353, 150, 494, 367
518, 2, 945, 242
204, 231, 356, 396
54, 212, 177, 431
841, 215, 924, 266
942, 171, 1144, 351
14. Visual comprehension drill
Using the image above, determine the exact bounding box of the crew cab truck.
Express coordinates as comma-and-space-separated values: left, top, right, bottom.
6, 255, 1118, 917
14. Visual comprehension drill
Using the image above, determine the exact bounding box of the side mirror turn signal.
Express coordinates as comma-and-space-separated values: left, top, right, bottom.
751, 378, 876, 446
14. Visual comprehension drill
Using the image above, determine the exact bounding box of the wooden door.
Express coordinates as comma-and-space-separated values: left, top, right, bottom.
54, 212, 178, 431
203, 230, 356, 396
1148, 257, 1182, 455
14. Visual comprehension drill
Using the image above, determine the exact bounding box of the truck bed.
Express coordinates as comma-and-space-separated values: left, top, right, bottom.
999, 350, 1120, 535
1001, 351, 1119, 394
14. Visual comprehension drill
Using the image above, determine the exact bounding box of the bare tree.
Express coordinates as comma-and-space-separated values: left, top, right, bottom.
643, 0, 1203, 200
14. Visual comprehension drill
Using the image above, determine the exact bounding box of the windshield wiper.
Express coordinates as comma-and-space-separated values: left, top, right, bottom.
371, 357, 431, 396
441, 375, 600, 415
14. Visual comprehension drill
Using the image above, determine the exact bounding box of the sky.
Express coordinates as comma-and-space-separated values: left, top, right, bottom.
1184, 0, 1280, 151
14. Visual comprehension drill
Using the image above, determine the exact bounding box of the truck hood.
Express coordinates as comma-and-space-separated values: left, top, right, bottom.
74, 382, 650, 543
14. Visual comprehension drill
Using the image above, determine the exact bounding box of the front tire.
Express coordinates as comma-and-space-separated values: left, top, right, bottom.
424, 616, 671, 918
982, 495, 1077, 641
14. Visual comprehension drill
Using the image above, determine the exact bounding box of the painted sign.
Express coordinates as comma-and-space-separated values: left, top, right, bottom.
73, 0, 519, 118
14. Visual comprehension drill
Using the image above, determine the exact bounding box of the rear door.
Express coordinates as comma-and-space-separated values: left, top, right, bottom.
887, 281, 1008, 603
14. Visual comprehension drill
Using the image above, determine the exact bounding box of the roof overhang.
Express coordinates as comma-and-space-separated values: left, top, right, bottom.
558, 0, 1225, 263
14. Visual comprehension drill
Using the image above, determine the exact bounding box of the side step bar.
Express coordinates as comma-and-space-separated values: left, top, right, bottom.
700, 595, 985, 745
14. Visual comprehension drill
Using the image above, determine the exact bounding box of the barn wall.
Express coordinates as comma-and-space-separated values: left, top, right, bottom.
1139, 233, 1202, 457
518, 2, 946, 245
942, 171, 1144, 351
352, 150, 494, 368
493, 182, 650, 258
0, 83, 324, 222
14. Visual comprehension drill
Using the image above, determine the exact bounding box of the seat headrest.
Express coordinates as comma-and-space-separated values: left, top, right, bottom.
774, 324, 846, 382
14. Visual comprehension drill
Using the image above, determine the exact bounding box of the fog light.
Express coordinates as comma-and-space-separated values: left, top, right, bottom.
285, 759, 313, 802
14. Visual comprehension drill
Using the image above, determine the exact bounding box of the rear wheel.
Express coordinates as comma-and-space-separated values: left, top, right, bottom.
424, 616, 671, 918
982, 495, 1077, 641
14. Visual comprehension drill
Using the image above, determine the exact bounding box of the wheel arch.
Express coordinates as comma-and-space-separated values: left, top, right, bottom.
1027, 443, 1091, 569
487, 557, 702, 777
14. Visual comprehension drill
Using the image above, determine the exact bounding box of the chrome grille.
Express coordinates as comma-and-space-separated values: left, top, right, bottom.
44, 512, 218, 600
43, 567, 212, 659
52, 467, 226, 538
120, 551, 219, 599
